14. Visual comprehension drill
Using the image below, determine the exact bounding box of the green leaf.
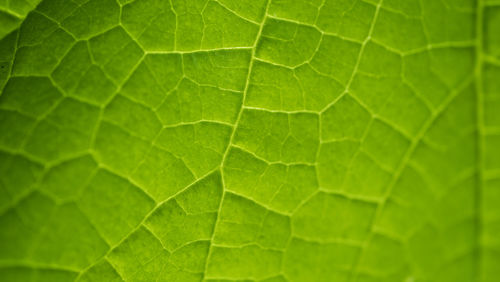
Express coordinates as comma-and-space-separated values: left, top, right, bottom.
0, 0, 499, 281
0, 0, 43, 40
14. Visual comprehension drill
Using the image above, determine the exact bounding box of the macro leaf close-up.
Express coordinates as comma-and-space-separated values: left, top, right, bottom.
0, 0, 499, 281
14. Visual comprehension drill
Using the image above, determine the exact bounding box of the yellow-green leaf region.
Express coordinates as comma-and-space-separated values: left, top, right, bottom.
0, 0, 499, 281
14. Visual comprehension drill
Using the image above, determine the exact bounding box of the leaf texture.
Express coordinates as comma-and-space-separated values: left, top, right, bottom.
0, 0, 499, 281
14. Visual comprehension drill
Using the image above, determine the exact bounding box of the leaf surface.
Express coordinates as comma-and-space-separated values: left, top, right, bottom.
0, 0, 499, 281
